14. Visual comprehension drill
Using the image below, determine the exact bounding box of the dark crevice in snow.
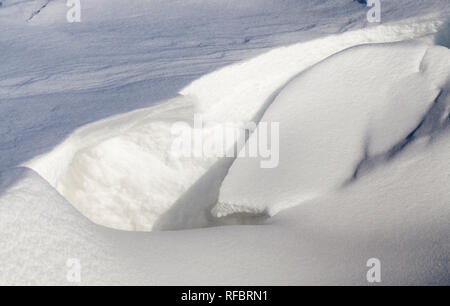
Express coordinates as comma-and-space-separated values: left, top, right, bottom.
349, 140, 370, 182
27, 0, 51, 22
348, 89, 448, 184
386, 115, 428, 160
388, 89, 447, 157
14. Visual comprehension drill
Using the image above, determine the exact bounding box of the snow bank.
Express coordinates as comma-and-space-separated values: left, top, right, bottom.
1, 0, 449, 285
25, 19, 448, 231
2, 126, 450, 285
215, 42, 450, 217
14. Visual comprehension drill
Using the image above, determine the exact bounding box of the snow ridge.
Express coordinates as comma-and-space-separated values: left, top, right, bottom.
215, 41, 450, 218
24, 18, 449, 231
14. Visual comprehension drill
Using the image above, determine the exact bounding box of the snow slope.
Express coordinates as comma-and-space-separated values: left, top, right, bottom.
25, 19, 449, 231
1, 0, 450, 284
1, 125, 449, 285
215, 42, 450, 217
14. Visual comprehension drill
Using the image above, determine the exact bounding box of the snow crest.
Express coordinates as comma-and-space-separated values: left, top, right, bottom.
215, 42, 450, 217
25, 19, 449, 231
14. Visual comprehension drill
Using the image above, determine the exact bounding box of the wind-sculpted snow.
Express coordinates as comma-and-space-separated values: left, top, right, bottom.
25, 19, 448, 231
2, 125, 450, 285
1, 0, 450, 285
215, 42, 450, 217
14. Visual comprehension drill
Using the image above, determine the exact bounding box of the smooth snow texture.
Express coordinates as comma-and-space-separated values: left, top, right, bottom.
215, 42, 450, 217
0, 0, 449, 285
25, 19, 448, 231
2, 126, 450, 285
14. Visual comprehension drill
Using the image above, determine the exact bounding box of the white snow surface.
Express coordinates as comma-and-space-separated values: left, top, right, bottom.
0, 0, 449, 284
24, 18, 449, 231
215, 42, 450, 217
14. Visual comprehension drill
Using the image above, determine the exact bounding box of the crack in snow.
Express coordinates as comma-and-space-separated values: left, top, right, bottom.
26, 0, 51, 22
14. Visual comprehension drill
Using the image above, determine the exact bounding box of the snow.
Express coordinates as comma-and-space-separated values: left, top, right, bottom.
1, 131, 449, 285
436, 20, 450, 48
215, 41, 450, 217
0, 0, 449, 285
24, 19, 448, 231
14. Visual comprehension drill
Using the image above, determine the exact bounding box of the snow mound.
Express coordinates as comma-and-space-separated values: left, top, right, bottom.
1, 0, 449, 285
25, 19, 447, 231
2, 129, 450, 285
214, 42, 450, 218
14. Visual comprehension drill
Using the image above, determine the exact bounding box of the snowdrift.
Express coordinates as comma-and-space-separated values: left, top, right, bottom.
2, 118, 450, 285
25, 19, 448, 231
1, 0, 449, 285
215, 42, 450, 217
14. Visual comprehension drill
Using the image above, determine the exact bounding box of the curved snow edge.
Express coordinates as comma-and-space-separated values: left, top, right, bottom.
214, 42, 450, 218
23, 18, 448, 231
